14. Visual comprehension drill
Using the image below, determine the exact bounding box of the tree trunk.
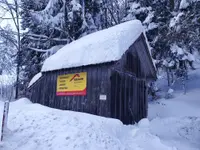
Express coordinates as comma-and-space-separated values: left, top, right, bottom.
15, 0, 21, 99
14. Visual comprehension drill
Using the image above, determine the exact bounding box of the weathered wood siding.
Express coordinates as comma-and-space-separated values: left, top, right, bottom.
28, 63, 114, 117
28, 33, 155, 124
108, 34, 149, 124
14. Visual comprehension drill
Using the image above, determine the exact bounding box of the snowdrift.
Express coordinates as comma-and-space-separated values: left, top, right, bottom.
0, 98, 174, 150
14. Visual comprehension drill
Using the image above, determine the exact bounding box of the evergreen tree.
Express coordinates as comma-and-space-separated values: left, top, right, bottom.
19, 0, 200, 95
20, 0, 105, 94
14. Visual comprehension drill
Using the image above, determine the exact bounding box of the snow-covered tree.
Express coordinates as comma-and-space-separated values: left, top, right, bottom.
18, 0, 200, 96
0, 0, 22, 98
0, 26, 16, 74
19, 0, 106, 94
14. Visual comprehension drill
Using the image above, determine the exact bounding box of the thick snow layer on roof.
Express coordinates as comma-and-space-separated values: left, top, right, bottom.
42, 20, 144, 72
28, 73, 42, 88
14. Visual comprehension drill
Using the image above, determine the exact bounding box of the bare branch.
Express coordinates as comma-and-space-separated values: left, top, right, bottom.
0, 16, 22, 20
25, 33, 69, 42
26, 47, 52, 53
2, 0, 18, 29
107, 7, 119, 25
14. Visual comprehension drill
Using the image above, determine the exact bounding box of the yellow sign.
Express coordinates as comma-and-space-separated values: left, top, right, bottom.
56, 72, 87, 96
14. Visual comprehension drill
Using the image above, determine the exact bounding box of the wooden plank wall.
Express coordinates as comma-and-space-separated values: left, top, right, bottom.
28, 63, 113, 117
28, 34, 151, 125
109, 35, 148, 124
110, 70, 147, 124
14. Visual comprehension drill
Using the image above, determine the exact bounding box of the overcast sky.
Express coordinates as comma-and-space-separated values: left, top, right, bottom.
0, 0, 18, 29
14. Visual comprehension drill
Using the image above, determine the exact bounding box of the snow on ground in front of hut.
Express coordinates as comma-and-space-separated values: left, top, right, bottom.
1, 65, 200, 149
0, 98, 175, 150
148, 62, 200, 150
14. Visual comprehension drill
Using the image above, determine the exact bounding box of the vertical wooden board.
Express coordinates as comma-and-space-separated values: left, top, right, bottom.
139, 80, 141, 121
128, 76, 133, 124
39, 76, 45, 105
142, 80, 145, 118
120, 74, 124, 122
138, 80, 141, 122
96, 67, 101, 115
115, 72, 119, 119
31, 85, 36, 103
40, 75, 45, 106
104, 67, 110, 117
141, 80, 144, 119
130, 77, 134, 123
107, 68, 112, 117
98, 67, 102, 116
139, 80, 142, 119
145, 81, 148, 117
127, 75, 131, 124
75, 96, 80, 112
50, 73, 57, 108
123, 75, 127, 124
43, 74, 48, 106
44, 74, 49, 107
80, 85, 85, 113
99, 66, 108, 117
133, 79, 137, 122
31, 86, 35, 103
105, 68, 110, 117
56, 72, 62, 110
89, 67, 95, 114
55, 71, 61, 110
35, 83, 39, 103
45, 74, 50, 107
110, 70, 114, 118
52, 73, 58, 108
126, 76, 130, 124
137, 80, 140, 121
45, 73, 51, 107
96, 66, 100, 115
143, 80, 146, 118
122, 75, 126, 123
133, 78, 137, 123
143, 80, 147, 118
140, 80, 142, 120
32, 82, 37, 103
117, 72, 121, 119
110, 70, 117, 119
30, 88, 34, 103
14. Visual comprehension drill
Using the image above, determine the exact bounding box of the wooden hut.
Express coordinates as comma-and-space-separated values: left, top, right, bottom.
27, 20, 157, 124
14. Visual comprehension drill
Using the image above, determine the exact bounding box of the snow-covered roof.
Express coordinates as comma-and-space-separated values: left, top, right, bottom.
42, 20, 144, 72
28, 73, 42, 88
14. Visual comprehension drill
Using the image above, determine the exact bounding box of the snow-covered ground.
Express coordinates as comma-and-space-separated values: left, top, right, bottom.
0, 98, 175, 150
0, 65, 200, 150
148, 64, 200, 150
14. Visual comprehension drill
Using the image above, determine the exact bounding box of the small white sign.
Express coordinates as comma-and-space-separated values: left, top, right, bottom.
99, 95, 107, 101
